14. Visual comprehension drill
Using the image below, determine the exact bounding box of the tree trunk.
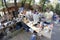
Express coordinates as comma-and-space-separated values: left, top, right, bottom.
42, 1, 46, 11
2, 0, 4, 6
29, 0, 32, 9
21, 0, 26, 7
14, 0, 18, 18
40, 0, 46, 11
14, 0, 17, 7
2, 0, 6, 14
3, 0, 10, 14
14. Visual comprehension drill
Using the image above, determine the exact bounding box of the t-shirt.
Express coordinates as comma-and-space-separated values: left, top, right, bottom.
26, 11, 33, 21
44, 11, 53, 22
33, 13, 40, 23
26, 11, 32, 17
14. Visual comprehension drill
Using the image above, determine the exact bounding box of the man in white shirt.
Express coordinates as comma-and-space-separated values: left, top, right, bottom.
33, 10, 40, 24
26, 10, 33, 21
44, 8, 53, 24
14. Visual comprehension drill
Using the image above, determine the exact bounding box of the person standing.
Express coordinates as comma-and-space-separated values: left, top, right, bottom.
26, 9, 33, 21
33, 10, 40, 24
44, 8, 53, 24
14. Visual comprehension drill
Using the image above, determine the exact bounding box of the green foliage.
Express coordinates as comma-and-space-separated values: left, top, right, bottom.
0, 2, 1, 5
55, 3, 60, 15
40, 0, 50, 12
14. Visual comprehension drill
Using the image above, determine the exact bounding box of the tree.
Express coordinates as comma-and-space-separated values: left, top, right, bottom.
55, 3, 60, 15
40, 0, 50, 11
14, 0, 17, 8
29, 0, 32, 9
3, 0, 10, 14
2, 0, 5, 14
14, 0, 19, 18
21, 0, 26, 7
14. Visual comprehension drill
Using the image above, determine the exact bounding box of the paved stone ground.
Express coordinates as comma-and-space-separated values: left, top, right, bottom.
51, 23, 60, 40
9, 30, 50, 40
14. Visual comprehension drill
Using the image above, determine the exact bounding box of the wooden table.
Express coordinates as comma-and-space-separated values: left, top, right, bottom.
0, 16, 52, 38
0, 17, 22, 31
23, 21, 52, 38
